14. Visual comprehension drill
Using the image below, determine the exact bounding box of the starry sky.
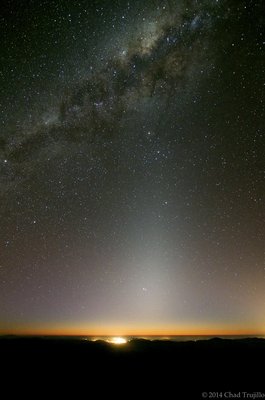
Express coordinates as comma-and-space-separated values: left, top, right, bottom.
1, 0, 265, 336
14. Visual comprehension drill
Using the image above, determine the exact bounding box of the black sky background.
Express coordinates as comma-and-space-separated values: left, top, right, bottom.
0, 0, 265, 334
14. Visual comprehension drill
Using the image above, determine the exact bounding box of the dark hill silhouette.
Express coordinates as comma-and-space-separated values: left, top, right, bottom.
1, 336, 264, 398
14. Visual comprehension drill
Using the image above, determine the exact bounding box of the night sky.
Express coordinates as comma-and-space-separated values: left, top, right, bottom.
1, 0, 265, 336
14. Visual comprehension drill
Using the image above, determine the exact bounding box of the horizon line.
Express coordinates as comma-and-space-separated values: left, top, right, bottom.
1, 331, 264, 337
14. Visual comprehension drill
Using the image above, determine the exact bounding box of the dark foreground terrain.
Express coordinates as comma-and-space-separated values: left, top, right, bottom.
1, 336, 265, 398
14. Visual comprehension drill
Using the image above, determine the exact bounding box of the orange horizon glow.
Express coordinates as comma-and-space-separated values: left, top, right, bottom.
1, 323, 264, 337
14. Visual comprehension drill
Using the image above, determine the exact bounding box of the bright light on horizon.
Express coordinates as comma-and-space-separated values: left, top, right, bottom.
107, 337, 127, 345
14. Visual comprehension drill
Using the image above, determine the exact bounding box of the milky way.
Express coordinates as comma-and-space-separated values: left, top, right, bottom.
1, 0, 214, 191
0, 0, 265, 335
